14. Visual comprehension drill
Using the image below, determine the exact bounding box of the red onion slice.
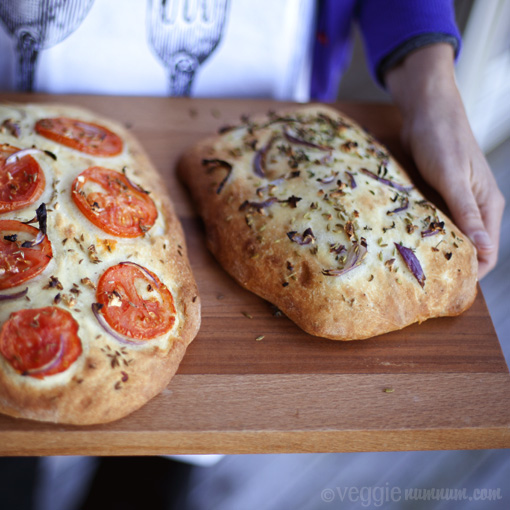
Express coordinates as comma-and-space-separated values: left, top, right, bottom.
0, 287, 28, 302
329, 243, 346, 255
118, 261, 160, 288
421, 229, 440, 238
36, 202, 47, 234
317, 175, 336, 185
18, 203, 47, 248
25, 334, 65, 377
21, 230, 46, 248
202, 158, 233, 194
322, 238, 368, 277
421, 221, 445, 238
360, 168, 413, 193
387, 197, 409, 215
91, 302, 139, 345
1, 119, 20, 138
287, 228, 315, 245
345, 171, 357, 189
394, 243, 426, 288
122, 169, 150, 195
253, 135, 278, 177
5, 148, 56, 165
20, 203, 48, 248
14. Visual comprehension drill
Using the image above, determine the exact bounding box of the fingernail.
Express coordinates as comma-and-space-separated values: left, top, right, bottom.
472, 231, 493, 250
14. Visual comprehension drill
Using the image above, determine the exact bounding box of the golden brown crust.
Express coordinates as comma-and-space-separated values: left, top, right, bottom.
178, 104, 477, 341
0, 102, 200, 424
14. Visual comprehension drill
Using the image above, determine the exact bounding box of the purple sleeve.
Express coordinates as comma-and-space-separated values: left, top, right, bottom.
310, 0, 357, 103
356, 0, 461, 85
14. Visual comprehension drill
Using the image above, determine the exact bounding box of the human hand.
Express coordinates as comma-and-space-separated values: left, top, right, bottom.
386, 44, 505, 278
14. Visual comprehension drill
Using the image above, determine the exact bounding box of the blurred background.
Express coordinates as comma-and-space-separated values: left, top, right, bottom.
1, 0, 509, 509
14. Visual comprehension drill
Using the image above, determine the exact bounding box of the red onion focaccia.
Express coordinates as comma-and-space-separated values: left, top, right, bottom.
0, 103, 200, 424
178, 104, 477, 341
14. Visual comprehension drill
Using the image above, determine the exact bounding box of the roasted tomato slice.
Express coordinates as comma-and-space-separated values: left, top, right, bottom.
71, 167, 157, 238
0, 306, 82, 378
0, 144, 45, 213
0, 220, 52, 290
35, 117, 123, 157
96, 262, 176, 341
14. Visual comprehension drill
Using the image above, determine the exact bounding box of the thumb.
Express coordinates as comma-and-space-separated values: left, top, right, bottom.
439, 179, 493, 255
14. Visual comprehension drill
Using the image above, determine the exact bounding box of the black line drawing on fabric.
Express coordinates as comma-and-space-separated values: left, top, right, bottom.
0, 0, 95, 92
147, 0, 229, 96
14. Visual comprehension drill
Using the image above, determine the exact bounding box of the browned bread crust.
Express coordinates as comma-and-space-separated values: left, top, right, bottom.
0, 103, 200, 424
178, 104, 477, 341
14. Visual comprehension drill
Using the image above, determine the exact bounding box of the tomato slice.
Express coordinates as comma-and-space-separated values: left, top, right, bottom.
0, 220, 52, 290
0, 307, 82, 378
0, 144, 45, 213
71, 167, 157, 238
35, 117, 123, 157
96, 262, 176, 341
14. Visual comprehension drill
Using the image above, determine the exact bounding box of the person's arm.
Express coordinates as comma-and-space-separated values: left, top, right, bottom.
385, 43, 505, 278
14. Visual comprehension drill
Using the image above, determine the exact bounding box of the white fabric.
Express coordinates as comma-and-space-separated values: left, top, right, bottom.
0, 0, 316, 101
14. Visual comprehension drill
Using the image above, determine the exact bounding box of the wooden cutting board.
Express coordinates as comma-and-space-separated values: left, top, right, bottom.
0, 94, 509, 455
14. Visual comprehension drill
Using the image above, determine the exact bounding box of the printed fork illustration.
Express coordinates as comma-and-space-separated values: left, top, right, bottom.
0, 0, 95, 92
147, 0, 229, 96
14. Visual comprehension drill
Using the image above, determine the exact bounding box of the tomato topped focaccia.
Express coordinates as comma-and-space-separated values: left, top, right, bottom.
0, 103, 200, 425
178, 104, 477, 341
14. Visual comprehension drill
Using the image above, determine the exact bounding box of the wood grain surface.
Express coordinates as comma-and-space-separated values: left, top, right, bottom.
0, 94, 509, 455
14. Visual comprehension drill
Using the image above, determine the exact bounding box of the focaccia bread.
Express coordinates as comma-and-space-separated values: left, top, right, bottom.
178, 104, 477, 341
0, 103, 200, 424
